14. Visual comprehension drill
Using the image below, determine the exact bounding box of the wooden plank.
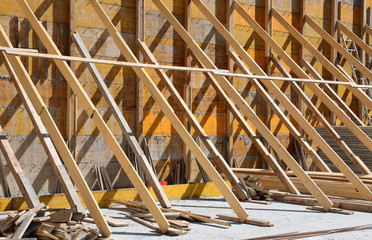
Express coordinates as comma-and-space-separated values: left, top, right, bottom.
226, 0, 234, 168
216, 214, 272, 227
270, 55, 372, 175
304, 15, 372, 92
12, 203, 45, 239
67, 0, 77, 159
4, 50, 227, 73
125, 215, 186, 236
88, 0, 248, 222
0, 124, 40, 208
188, 49, 299, 195
273, 12, 372, 113
338, 21, 372, 57
0, 24, 113, 237
136, 39, 247, 200
135, 0, 144, 145
263, 0, 272, 168
301, 58, 364, 126
238, 6, 372, 201
0, 52, 85, 213
229, 50, 330, 172
365, 24, 372, 38
276, 8, 372, 147
15, 0, 168, 233
183, 0, 192, 182
72, 32, 171, 208
181, 0, 332, 209
329, 0, 339, 125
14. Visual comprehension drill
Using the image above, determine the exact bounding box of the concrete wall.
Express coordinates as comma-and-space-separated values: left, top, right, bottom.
0, 0, 369, 198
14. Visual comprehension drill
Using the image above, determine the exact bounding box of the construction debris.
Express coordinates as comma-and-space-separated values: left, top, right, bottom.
235, 175, 273, 203
0, 205, 124, 239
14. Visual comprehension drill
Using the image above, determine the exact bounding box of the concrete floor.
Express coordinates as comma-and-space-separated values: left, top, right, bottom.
85, 197, 372, 239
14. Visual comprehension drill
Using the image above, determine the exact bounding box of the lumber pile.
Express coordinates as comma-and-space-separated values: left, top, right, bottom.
270, 191, 372, 213
0, 203, 119, 239
235, 175, 273, 203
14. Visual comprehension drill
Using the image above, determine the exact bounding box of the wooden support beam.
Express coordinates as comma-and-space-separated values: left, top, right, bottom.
271, 55, 371, 175
188, 49, 299, 195
365, 24, 372, 38
88, 0, 248, 222
183, 0, 192, 182
298, 0, 306, 120
305, 15, 372, 83
191, 0, 331, 173
0, 52, 86, 213
272, 9, 372, 152
330, 0, 339, 125
238, 6, 372, 201
0, 26, 111, 237
136, 39, 248, 200
361, 0, 367, 68
4, 49, 226, 73
301, 58, 364, 126
135, 0, 144, 145
226, 0, 234, 168
338, 20, 372, 57
67, 0, 77, 158
228, 51, 329, 172
72, 33, 171, 209
0, 124, 40, 208
16, 0, 169, 233
262, 0, 272, 168
151, 0, 338, 209
273, 9, 372, 112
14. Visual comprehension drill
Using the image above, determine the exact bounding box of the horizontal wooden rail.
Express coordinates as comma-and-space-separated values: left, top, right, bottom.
4, 49, 227, 73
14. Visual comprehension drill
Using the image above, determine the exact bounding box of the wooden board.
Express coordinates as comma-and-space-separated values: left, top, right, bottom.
300, 58, 364, 126
270, 54, 371, 175
136, 39, 248, 200
302, 14, 372, 110
72, 32, 171, 209
235, 3, 372, 202
88, 0, 249, 222
0, 52, 85, 213
0, 124, 40, 208
15, 0, 168, 234
167, 0, 331, 209
0, 21, 113, 239
338, 20, 372, 57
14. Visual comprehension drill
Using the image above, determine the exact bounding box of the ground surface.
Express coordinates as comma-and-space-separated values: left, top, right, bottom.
86, 197, 372, 239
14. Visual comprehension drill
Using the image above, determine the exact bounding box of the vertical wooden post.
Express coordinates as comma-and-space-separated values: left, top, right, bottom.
360, 0, 366, 123
68, 0, 77, 157
299, 0, 306, 116
330, 0, 338, 125
136, 0, 144, 145
183, 0, 192, 182
226, 0, 234, 167
367, 8, 371, 68
263, 0, 272, 169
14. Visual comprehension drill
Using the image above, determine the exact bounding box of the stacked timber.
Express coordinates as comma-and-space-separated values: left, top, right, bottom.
236, 176, 273, 203
232, 168, 372, 200
0, 203, 120, 239
316, 126, 372, 173
270, 191, 372, 213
